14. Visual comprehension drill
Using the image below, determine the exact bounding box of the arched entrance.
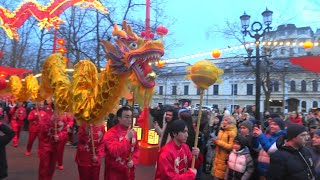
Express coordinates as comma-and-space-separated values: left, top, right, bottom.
287, 98, 299, 112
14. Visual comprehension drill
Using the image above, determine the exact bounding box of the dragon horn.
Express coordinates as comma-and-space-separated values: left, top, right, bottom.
122, 20, 138, 39
112, 24, 127, 38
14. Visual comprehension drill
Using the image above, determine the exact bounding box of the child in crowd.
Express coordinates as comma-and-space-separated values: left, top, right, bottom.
226, 135, 254, 180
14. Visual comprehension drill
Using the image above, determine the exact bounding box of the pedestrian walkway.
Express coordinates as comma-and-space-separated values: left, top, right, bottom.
6, 131, 155, 180
6, 130, 211, 180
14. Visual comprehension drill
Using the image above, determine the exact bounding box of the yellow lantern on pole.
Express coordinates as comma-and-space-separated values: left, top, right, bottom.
185, 60, 223, 168
147, 129, 159, 145
133, 126, 142, 140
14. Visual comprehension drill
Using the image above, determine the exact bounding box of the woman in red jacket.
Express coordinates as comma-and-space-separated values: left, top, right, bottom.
289, 111, 303, 125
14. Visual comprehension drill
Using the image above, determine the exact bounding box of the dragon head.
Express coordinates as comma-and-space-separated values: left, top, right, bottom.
101, 21, 164, 89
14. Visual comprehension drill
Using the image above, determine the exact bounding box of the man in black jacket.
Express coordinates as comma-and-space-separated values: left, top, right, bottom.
267, 123, 315, 180
0, 121, 15, 179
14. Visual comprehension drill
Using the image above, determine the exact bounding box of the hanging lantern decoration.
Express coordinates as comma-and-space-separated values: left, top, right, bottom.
57, 47, 67, 54
149, 33, 155, 39
157, 60, 165, 68
147, 129, 159, 145
0, 50, 2, 59
186, 60, 224, 89
141, 31, 146, 37
63, 57, 68, 63
133, 126, 142, 140
0, 76, 7, 90
304, 41, 313, 49
211, 49, 221, 59
56, 38, 66, 45
156, 26, 168, 36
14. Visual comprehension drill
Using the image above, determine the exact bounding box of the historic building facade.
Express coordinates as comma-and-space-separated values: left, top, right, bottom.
151, 24, 320, 114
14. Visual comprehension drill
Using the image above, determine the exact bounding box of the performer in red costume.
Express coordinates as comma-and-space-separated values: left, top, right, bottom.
155, 120, 202, 180
38, 106, 68, 180
75, 122, 105, 180
10, 102, 27, 147
25, 103, 46, 156
44, 104, 54, 117
56, 112, 73, 170
104, 106, 139, 180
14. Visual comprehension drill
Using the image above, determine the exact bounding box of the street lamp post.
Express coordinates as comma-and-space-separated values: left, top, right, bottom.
282, 63, 289, 114
240, 8, 273, 121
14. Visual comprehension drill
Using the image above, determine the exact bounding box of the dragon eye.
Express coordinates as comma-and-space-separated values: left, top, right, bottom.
129, 42, 138, 49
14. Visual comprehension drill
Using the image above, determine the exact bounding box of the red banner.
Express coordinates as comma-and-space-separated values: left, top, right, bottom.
290, 56, 320, 72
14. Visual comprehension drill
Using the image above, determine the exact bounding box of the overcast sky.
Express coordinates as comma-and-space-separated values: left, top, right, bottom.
161, 0, 320, 64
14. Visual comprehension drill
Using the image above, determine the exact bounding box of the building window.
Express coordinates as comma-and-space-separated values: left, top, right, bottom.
247, 84, 253, 95
184, 85, 189, 95
280, 48, 286, 55
269, 81, 274, 91
213, 85, 219, 95
301, 101, 307, 113
298, 29, 306, 35
289, 48, 294, 56
197, 89, 200, 95
231, 84, 238, 95
274, 81, 280, 92
298, 48, 305, 54
290, 80, 296, 91
278, 31, 285, 36
312, 80, 318, 91
313, 101, 318, 108
172, 86, 177, 95
159, 86, 163, 95
301, 80, 307, 92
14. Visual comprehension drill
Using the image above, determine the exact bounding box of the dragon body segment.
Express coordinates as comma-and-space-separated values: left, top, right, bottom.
0, 0, 108, 39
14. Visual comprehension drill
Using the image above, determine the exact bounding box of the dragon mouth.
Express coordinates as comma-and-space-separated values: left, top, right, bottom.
130, 50, 163, 88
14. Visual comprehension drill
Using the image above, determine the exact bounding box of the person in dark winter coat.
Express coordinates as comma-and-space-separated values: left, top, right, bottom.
0, 121, 15, 179
267, 123, 315, 180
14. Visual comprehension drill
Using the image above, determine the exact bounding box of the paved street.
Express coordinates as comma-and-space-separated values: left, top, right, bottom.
5, 130, 211, 180
5, 130, 155, 180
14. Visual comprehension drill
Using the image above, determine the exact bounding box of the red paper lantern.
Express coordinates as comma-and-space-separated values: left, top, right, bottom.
141, 31, 146, 37
56, 38, 66, 45
0, 76, 7, 90
57, 47, 67, 54
304, 41, 313, 49
212, 49, 221, 59
149, 33, 154, 39
156, 26, 168, 36
0, 50, 2, 59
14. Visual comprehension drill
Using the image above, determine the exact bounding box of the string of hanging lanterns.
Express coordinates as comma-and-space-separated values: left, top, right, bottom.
14, 40, 317, 80
161, 40, 318, 63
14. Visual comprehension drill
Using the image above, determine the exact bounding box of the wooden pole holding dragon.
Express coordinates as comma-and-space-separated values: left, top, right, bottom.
128, 91, 135, 173
185, 60, 223, 168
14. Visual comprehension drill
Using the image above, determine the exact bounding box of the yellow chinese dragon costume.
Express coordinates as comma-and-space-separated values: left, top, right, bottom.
5, 21, 164, 125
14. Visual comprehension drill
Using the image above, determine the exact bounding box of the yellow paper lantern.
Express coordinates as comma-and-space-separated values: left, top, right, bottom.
147, 129, 159, 145
211, 49, 221, 59
157, 60, 165, 68
133, 126, 142, 141
304, 41, 313, 49
186, 60, 224, 89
